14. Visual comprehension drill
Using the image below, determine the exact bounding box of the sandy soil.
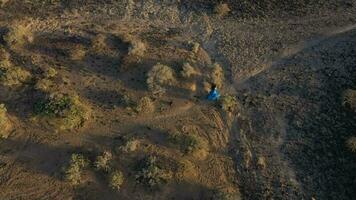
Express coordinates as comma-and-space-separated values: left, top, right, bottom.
0, 1, 355, 200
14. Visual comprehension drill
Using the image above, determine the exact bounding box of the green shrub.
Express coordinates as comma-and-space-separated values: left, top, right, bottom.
94, 151, 113, 172
147, 63, 176, 95
34, 92, 90, 130
168, 132, 200, 154
64, 154, 89, 186
109, 170, 125, 191
0, 104, 12, 138
135, 156, 169, 189
220, 95, 238, 112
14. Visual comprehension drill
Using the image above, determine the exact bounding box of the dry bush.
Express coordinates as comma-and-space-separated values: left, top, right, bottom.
257, 156, 267, 169
95, 151, 113, 173
135, 96, 155, 114
69, 45, 87, 61
64, 154, 89, 186
211, 63, 224, 89
214, 3, 231, 17
168, 132, 201, 154
35, 78, 54, 92
181, 62, 199, 78
147, 63, 176, 95
4, 21, 34, 48
0, 61, 31, 87
0, 104, 12, 139
220, 95, 238, 112
122, 34, 146, 57
109, 170, 125, 191
135, 156, 171, 189
34, 92, 91, 130
346, 137, 356, 153
117, 136, 140, 153
343, 89, 356, 112
0, 0, 9, 7
43, 67, 57, 78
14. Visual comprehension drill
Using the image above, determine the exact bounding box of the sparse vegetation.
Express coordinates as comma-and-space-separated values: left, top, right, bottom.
214, 3, 231, 17
0, 104, 12, 139
64, 154, 89, 186
135, 156, 170, 189
95, 151, 113, 172
34, 92, 90, 130
168, 132, 200, 154
147, 63, 176, 95
220, 95, 238, 113
109, 170, 125, 191
135, 96, 155, 114
346, 137, 356, 153
211, 189, 241, 200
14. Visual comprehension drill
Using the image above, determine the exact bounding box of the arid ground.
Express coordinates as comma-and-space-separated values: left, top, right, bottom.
0, 1, 356, 200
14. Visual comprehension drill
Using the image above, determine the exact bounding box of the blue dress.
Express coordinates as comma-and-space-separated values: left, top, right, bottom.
207, 88, 220, 101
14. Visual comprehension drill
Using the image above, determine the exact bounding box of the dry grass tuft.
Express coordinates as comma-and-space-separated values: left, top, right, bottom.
346, 137, 356, 153
343, 89, 356, 112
